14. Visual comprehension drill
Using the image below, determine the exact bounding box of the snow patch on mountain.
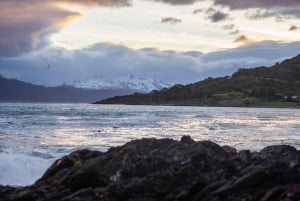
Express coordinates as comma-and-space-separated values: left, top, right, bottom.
70, 75, 171, 92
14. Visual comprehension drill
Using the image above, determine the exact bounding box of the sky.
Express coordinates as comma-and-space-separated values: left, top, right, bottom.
1, 0, 300, 85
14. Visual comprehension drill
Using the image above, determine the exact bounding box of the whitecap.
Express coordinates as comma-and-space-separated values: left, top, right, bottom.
0, 153, 54, 186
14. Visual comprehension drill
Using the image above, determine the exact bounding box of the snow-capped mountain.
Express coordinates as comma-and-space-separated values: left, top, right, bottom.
69, 75, 171, 92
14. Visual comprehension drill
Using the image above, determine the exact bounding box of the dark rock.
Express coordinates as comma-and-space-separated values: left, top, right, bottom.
1, 136, 300, 201
222, 145, 237, 156
180, 135, 195, 144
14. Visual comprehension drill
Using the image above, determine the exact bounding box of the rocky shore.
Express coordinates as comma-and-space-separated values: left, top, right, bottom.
1, 136, 300, 201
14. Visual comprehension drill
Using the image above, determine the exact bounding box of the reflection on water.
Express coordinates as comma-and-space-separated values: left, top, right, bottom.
0, 103, 300, 158
1, 103, 300, 185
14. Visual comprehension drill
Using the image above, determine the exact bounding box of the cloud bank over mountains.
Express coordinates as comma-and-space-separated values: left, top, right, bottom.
1, 41, 300, 86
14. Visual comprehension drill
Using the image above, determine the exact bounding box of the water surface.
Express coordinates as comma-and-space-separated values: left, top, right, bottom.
0, 103, 299, 185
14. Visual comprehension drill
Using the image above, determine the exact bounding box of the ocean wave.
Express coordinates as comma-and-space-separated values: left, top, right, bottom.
0, 153, 54, 186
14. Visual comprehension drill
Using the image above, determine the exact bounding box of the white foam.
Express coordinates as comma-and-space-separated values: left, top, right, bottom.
0, 153, 54, 186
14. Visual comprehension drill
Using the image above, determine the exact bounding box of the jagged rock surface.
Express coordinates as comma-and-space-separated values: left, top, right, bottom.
1, 136, 300, 201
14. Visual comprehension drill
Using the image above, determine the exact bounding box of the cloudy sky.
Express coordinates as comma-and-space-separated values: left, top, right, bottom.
1, 0, 300, 85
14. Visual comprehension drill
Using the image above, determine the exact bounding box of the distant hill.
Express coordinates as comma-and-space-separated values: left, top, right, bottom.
96, 54, 300, 107
0, 76, 135, 103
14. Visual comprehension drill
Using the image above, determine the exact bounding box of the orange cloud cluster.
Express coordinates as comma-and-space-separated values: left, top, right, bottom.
0, 1, 86, 56
0, 0, 132, 57
233, 35, 262, 46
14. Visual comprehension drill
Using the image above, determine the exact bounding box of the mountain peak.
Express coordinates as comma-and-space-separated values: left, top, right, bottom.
69, 75, 171, 92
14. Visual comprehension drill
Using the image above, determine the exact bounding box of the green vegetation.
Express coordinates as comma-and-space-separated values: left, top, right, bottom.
96, 54, 300, 107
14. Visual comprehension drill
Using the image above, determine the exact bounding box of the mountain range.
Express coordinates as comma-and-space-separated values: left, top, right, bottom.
0, 75, 169, 103
69, 74, 171, 92
96, 54, 300, 107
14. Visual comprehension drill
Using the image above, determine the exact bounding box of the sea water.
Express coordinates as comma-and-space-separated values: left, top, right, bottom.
0, 103, 300, 186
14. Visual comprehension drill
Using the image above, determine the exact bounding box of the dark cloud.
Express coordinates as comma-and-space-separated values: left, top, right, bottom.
23, 0, 130, 7
281, 9, 300, 18
0, 0, 134, 57
244, 9, 292, 23
205, 8, 230, 22
229, 30, 240, 35
233, 35, 259, 45
65, 0, 202, 6
245, 9, 277, 20
161, 17, 182, 24
275, 15, 289, 22
67, 0, 130, 6
210, 11, 229, 22
213, 0, 300, 19
152, 0, 300, 8
0, 1, 81, 57
200, 41, 300, 77
2, 41, 300, 86
153, 0, 199, 5
0, 43, 204, 85
222, 24, 239, 35
213, 0, 300, 10
193, 8, 204, 14
289, 25, 299, 31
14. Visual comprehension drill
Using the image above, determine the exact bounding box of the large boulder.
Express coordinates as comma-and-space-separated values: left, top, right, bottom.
1, 136, 300, 201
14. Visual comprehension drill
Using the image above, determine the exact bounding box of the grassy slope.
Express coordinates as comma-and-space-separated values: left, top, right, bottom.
96, 55, 300, 107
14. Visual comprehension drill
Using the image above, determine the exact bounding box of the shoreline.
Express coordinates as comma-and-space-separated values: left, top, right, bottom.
1, 136, 300, 201
95, 102, 300, 109
1, 101, 299, 109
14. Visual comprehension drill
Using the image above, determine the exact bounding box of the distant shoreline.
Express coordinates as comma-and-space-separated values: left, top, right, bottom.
1, 101, 299, 109
95, 102, 300, 109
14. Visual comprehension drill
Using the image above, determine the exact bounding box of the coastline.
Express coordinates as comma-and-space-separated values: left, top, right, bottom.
1, 136, 300, 201
95, 102, 300, 109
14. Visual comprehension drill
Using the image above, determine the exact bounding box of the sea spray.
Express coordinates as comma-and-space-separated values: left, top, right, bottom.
0, 153, 54, 186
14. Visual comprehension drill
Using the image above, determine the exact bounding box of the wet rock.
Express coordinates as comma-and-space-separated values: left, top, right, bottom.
222, 145, 237, 156
180, 135, 195, 144
1, 136, 300, 201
